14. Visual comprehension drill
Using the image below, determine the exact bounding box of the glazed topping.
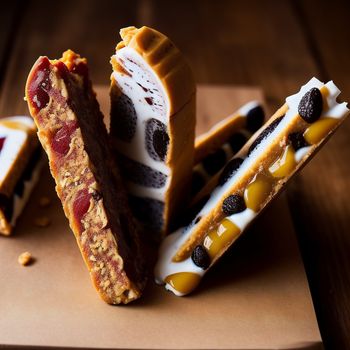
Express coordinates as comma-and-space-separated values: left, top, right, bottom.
191, 245, 210, 269
269, 145, 296, 178
222, 194, 246, 215
165, 272, 201, 296
145, 118, 169, 162
51, 121, 78, 156
298, 87, 323, 123
288, 132, 309, 151
304, 117, 339, 145
27, 57, 51, 112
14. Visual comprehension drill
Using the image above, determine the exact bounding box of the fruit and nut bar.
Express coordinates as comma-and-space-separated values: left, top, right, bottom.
26, 50, 146, 304
0, 116, 43, 235
110, 26, 196, 237
155, 77, 349, 296
192, 101, 265, 195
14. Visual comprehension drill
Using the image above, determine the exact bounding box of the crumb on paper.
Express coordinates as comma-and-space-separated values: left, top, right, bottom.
39, 196, 51, 208
18, 252, 33, 266
34, 216, 51, 227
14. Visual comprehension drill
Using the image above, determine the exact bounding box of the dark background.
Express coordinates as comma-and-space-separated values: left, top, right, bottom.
1, 0, 350, 348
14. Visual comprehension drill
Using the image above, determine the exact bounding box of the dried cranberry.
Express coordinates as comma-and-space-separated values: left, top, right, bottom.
73, 189, 91, 231
28, 57, 51, 112
51, 121, 78, 155
0, 137, 6, 152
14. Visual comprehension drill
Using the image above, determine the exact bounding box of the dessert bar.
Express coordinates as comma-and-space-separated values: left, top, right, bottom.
192, 101, 265, 195
26, 50, 146, 304
155, 77, 349, 296
110, 26, 196, 237
0, 116, 43, 235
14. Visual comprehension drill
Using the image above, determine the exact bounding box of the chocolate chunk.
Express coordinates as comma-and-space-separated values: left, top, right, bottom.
110, 93, 137, 142
191, 245, 210, 269
248, 116, 284, 155
288, 132, 309, 151
222, 194, 246, 215
202, 148, 227, 175
118, 154, 167, 188
298, 87, 323, 123
218, 157, 244, 186
191, 170, 206, 195
246, 105, 265, 132
129, 196, 164, 232
228, 132, 247, 154
145, 118, 169, 162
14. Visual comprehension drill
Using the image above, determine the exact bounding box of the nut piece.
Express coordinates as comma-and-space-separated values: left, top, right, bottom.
34, 216, 51, 227
18, 252, 33, 266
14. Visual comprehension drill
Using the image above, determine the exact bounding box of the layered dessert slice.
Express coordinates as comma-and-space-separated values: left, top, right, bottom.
26, 50, 146, 304
155, 78, 349, 296
192, 101, 265, 195
110, 26, 196, 237
0, 116, 43, 235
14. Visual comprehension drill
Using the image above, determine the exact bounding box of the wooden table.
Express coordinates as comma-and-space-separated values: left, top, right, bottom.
1, 1, 349, 348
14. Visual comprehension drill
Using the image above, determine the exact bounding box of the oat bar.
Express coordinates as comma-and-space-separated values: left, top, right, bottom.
110, 26, 196, 237
0, 116, 43, 235
192, 101, 265, 195
155, 77, 349, 296
26, 50, 146, 304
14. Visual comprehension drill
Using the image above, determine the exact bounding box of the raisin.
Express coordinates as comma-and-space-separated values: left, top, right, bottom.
202, 148, 227, 175
51, 121, 78, 155
145, 118, 169, 162
218, 157, 244, 186
191, 245, 210, 269
0, 137, 5, 152
222, 194, 246, 215
110, 93, 137, 142
298, 87, 323, 123
228, 132, 247, 154
248, 116, 284, 155
288, 132, 309, 151
72, 189, 91, 231
28, 57, 51, 112
246, 105, 265, 132
118, 154, 167, 188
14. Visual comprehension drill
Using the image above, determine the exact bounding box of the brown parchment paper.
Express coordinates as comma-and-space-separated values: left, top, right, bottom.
0, 85, 322, 349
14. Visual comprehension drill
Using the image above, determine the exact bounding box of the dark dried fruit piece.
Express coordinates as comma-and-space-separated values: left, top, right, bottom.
202, 148, 227, 175
27, 57, 51, 112
119, 154, 167, 188
73, 189, 91, 231
0, 137, 6, 152
222, 194, 246, 215
246, 105, 265, 132
228, 132, 247, 154
129, 196, 164, 231
248, 116, 284, 155
145, 118, 169, 162
298, 87, 323, 123
218, 157, 244, 186
288, 132, 309, 151
110, 93, 137, 142
191, 245, 210, 269
51, 121, 78, 156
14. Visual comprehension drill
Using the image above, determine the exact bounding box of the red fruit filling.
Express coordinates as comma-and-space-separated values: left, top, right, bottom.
0, 137, 6, 152
51, 121, 78, 155
73, 188, 91, 231
28, 57, 51, 112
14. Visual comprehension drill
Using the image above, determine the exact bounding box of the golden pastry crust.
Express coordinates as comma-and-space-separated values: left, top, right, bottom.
26, 51, 146, 304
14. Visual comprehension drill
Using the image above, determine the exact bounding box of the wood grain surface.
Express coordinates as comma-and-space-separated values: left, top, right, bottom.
0, 0, 349, 349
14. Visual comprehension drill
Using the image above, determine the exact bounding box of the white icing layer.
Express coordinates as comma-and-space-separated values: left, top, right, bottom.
155, 78, 349, 296
0, 116, 36, 185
